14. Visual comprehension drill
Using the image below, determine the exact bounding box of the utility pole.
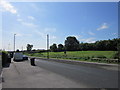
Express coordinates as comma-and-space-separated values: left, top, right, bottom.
8, 43, 10, 51
21, 46, 23, 51
14, 34, 16, 52
47, 34, 49, 59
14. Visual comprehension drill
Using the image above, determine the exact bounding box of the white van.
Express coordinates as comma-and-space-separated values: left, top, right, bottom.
13, 52, 23, 61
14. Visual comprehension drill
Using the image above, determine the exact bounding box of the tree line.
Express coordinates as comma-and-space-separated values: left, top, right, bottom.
50, 36, 120, 52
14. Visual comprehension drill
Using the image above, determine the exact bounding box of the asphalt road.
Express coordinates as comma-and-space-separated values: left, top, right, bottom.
2, 58, 118, 88
35, 59, 118, 88
2, 60, 86, 88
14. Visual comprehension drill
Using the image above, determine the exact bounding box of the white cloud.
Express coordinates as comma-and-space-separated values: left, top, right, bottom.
11, 32, 33, 37
70, 35, 82, 39
34, 30, 46, 39
11, 32, 23, 37
34, 29, 57, 40
30, 3, 39, 11
17, 17, 38, 28
17, 18, 23, 22
21, 22, 37, 28
79, 37, 96, 43
17, 17, 37, 28
0, 0, 37, 29
113, 33, 117, 35
88, 31, 95, 35
16, 33, 23, 37
28, 16, 35, 20
97, 23, 108, 31
50, 36, 56, 39
44, 28, 56, 32
17, 14, 20, 17
1, 0, 39, 34
0, 0, 17, 14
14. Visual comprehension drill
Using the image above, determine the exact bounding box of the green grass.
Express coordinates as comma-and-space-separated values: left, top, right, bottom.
25, 51, 118, 64
49, 51, 116, 58
26, 51, 117, 58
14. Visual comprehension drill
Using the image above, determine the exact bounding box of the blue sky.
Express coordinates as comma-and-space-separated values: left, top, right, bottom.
0, 1, 118, 51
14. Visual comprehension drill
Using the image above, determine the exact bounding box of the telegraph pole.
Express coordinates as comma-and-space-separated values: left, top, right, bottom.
8, 43, 10, 51
22, 46, 23, 51
47, 34, 49, 59
14, 34, 16, 52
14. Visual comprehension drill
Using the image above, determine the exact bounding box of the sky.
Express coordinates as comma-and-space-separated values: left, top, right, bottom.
0, 0, 118, 51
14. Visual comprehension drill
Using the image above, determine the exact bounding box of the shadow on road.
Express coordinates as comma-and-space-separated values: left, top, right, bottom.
13, 59, 28, 62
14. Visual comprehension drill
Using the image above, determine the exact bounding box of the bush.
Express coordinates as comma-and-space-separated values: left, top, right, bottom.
91, 56, 94, 58
112, 52, 119, 59
84, 57, 90, 60
95, 55, 106, 58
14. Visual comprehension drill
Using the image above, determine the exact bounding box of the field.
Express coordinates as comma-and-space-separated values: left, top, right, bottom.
26, 51, 118, 63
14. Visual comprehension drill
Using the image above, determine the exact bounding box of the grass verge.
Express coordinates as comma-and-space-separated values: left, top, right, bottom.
25, 51, 119, 64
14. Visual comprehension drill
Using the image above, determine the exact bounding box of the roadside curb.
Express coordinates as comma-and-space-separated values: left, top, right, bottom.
29, 56, 118, 67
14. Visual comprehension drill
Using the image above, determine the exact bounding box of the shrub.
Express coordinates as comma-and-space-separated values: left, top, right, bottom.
112, 52, 119, 59
88, 56, 90, 59
95, 55, 106, 58
91, 56, 94, 58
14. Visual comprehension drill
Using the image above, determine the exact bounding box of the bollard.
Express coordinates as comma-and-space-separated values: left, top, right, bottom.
30, 58, 35, 66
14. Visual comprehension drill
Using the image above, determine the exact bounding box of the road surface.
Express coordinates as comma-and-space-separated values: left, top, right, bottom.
35, 59, 118, 88
2, 58, 118, 88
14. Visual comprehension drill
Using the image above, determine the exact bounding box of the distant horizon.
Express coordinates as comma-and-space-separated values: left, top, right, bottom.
1, 1, 118, 51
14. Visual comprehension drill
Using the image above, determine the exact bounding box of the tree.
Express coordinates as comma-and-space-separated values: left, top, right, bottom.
58, 44, 64, 52
50, 37, 120, 51
65, 36, 79, 51
26, 44, 33, 51
50, 43, 57, 52
16, 49, 19, 52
